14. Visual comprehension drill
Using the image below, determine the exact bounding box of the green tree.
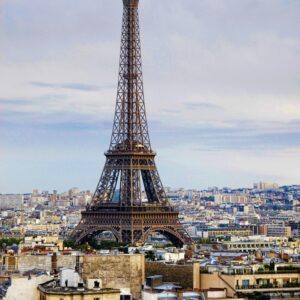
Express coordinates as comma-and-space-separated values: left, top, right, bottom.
145, 250, 155, 261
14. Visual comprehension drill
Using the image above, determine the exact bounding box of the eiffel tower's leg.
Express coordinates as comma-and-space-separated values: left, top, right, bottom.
141, 159, 168, 205
92, 159, 120, 207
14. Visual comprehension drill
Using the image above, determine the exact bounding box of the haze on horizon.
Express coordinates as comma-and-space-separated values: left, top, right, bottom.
1, 0, 300, 193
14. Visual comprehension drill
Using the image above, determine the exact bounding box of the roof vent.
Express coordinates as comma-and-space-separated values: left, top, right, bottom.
93, 281, 100, 290
77, 282, 84, 291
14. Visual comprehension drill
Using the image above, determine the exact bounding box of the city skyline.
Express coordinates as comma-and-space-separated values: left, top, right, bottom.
1, 0, 300, 193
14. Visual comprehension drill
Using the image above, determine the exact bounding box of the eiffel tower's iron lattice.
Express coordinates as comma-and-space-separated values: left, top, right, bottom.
72, 0, 192, 247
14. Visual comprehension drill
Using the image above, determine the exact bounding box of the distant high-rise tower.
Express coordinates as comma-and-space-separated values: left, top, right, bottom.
72, 0, 192, 247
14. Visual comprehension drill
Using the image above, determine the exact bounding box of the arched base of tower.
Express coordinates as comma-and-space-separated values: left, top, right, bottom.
71, 206, 193, 248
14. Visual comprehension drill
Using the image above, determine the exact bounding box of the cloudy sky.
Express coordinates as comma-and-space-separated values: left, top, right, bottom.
1, 0, 300, 193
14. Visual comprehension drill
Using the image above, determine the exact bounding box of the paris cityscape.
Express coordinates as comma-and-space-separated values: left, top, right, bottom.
1, 0, 300, 300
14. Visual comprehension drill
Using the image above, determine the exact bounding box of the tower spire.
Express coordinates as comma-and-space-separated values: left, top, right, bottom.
110, 0, 150, 152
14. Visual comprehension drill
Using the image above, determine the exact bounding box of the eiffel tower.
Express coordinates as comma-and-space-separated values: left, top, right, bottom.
72, 0, 192, 247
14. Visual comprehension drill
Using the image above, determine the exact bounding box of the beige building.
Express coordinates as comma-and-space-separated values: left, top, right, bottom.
38, 281, 120, 300
0, 194, 23, 209
146, 261, 300, 298
214, 194, 251, 204
200, 268, 300, 298
224, 240, 275, 252
2, 274, 52, 300
25, 224, 61, 232
19, 235, 64, 253
0, 253, 144, 299
202, 228, 252, 238
81, 254, 144, 299
260, 222, 292, 237
253, 182, 279, 190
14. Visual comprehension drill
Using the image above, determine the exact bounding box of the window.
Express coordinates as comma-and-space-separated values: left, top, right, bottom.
242, 280, 250, 288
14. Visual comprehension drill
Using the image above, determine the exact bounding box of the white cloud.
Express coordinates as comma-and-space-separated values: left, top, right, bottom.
1, 0, 300, 190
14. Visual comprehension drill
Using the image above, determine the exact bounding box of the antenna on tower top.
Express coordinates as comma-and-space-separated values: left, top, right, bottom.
123, 0, 139, 8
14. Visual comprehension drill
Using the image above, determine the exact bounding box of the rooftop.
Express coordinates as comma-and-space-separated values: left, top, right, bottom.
38, 280, 120, 295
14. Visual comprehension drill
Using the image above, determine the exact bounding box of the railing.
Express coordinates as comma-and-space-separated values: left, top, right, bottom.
106, 149, 156, 156
256, 269, 300, 274
236, 282, 300, 290
84, 205, 177, 213
223, 269, 300, 275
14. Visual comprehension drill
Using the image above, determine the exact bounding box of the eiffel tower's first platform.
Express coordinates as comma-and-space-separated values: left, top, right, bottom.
71, 0, 192, 248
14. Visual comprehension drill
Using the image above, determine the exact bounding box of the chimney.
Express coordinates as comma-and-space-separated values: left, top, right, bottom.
75, 255, 81, 275
77, 282, 84, 292
93, 280, 100, 290
51, 252, 58, 275
193, 262, 200, 290
178, 290, 184, 300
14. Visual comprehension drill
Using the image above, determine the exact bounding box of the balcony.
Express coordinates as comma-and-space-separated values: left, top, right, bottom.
236, 282, 300, 292
223, 269, 300, 275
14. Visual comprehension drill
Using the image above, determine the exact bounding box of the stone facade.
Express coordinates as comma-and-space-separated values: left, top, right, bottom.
1, 253, 144, 300
57, 255, 77, 269
145, 262, 193, 288
17, 255, 52, 272
81, 254, 144, 300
